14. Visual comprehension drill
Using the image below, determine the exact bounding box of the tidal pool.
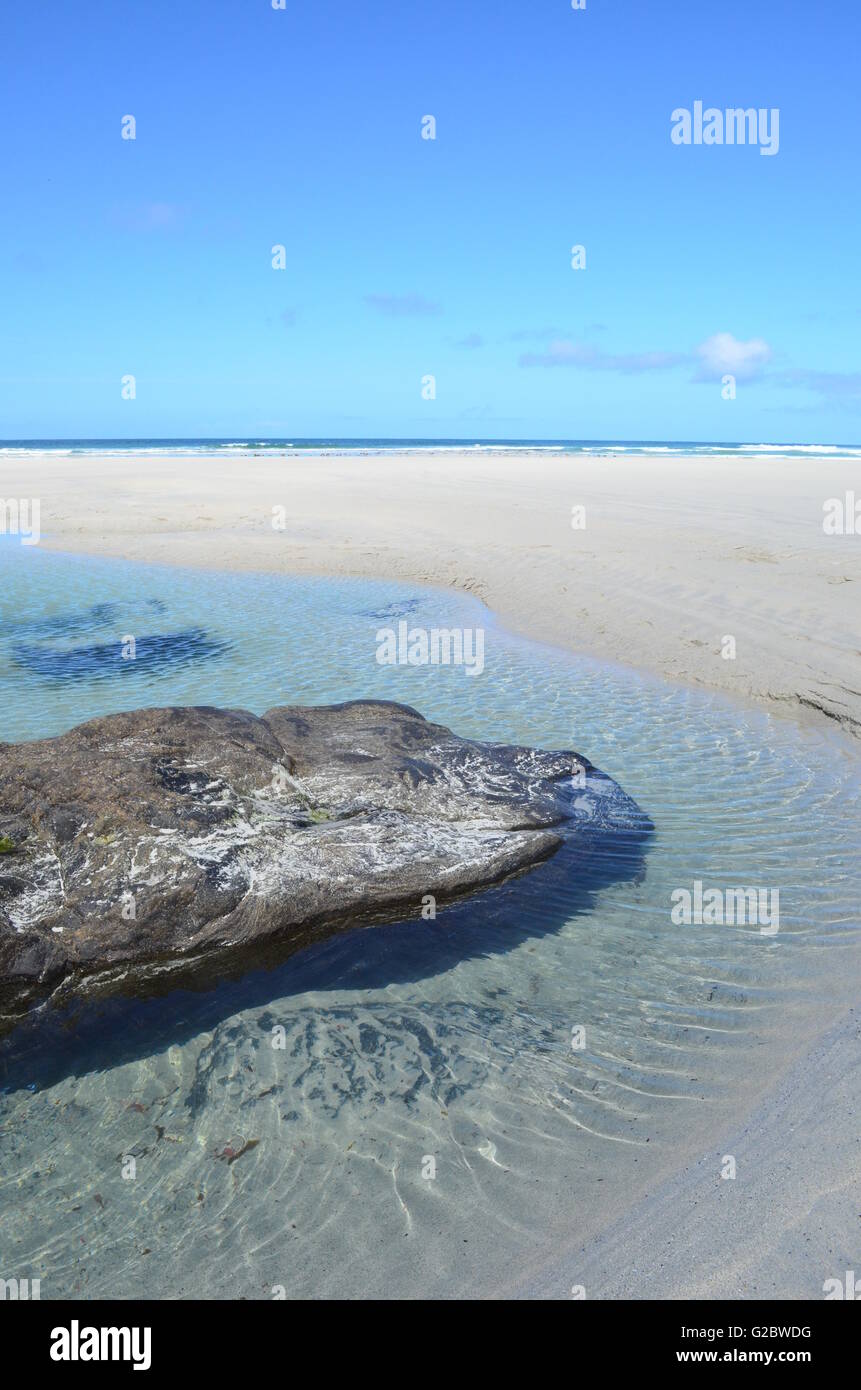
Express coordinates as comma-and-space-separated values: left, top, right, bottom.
0, 538, 859, 1298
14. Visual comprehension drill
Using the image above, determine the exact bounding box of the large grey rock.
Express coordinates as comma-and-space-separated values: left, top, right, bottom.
0, 700, 645, 1019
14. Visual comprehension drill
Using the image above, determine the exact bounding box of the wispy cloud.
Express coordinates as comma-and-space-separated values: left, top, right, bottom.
519, 340, 685, 372
519, 330, 779, 383
365, 293, 441, 316
110, 201, 188, 232
774, 368, 861, 407
453, 332, 483, 348
509, 326, 561, 342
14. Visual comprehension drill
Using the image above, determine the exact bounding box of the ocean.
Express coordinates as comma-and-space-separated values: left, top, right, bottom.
1, 438, 860, 459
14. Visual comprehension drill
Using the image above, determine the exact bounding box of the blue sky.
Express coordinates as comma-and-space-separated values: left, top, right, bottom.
1, 0, 858, 442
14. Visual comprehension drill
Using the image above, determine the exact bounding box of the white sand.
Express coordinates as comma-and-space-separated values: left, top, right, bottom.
5, 447, 859, 737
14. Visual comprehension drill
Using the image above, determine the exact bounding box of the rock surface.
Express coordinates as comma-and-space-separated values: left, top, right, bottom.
0, 699, 647, 1019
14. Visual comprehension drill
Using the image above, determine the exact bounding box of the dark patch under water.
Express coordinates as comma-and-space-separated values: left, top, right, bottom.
357, 598, 422, 622
4, 597, 166, 639
12, 628, 229, 682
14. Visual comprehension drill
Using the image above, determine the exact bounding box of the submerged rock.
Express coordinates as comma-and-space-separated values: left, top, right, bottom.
0, 699, 647, 1020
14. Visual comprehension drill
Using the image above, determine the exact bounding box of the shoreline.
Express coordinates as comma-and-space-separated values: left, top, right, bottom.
12, 538, 858, 754
4, 447, 859, 740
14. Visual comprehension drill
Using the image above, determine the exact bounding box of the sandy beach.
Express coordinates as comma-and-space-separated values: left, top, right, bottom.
3, 446, 860, 1304
6, 447, 859, 738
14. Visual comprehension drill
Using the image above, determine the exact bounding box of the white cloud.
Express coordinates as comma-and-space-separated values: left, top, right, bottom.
693, 332, 772, 381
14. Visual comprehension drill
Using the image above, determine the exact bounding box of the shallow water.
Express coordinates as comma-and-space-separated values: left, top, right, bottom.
0, 538, 859, 1299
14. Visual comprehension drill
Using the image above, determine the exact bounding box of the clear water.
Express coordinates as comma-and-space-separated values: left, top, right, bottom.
1, 537, 859, 1299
